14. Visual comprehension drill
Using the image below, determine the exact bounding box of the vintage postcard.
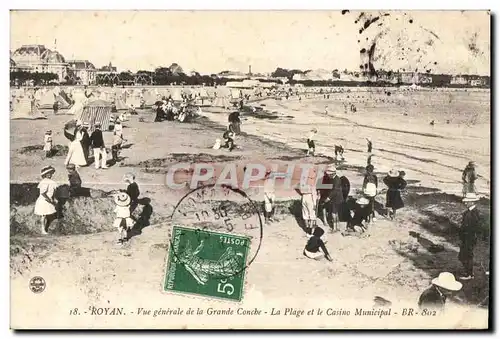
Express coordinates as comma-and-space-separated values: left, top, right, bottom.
9, 10, 490, 329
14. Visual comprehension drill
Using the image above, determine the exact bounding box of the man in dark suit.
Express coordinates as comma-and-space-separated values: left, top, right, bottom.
317, 165, 344, 233
458, 193, 481, 280
90, 123, 108, 169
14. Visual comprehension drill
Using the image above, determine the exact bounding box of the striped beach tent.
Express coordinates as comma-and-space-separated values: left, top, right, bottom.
78, 99, 113, 131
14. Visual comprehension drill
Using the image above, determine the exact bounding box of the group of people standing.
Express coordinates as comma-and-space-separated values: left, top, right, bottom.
63, 119, 126, 170
64, 121, 108, 169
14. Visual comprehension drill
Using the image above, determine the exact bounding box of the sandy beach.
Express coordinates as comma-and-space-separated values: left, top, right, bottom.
10, 89, 490, 329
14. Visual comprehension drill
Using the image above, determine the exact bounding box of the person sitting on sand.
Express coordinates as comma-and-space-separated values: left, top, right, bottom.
43, 130, 53, 158
303, 227, 333, 261
222, 128, 236, 151
418, 272, 462, 311
383, 169, 407, 220
113, 192, 135, 245
345, 197, 371, 234
35, 166, 58, 235
67, 164, 82, 197
462, 161, 478, 197
306, 128, 317, 156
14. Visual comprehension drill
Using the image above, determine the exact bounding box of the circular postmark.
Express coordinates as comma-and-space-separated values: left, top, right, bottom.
169, 184, 263, 281
29, 276, 46, 294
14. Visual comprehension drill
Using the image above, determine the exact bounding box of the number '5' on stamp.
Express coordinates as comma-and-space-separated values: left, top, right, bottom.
164, 225, 251, 301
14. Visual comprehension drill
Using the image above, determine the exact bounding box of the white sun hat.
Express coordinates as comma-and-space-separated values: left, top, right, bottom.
431, 272, 463, 291
114, 192, 131, 207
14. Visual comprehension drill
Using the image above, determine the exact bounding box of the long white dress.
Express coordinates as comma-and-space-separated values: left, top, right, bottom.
34, 178, 57, 216
65, 135, 87, 166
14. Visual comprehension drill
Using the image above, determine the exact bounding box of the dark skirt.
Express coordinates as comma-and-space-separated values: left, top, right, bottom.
307, 139, 315, 149
386, 189, 404, 210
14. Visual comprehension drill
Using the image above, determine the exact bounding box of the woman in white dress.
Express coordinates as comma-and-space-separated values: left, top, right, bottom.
300, 168, 318, 234
65, 129, 87, 167
34, 166, 58, 234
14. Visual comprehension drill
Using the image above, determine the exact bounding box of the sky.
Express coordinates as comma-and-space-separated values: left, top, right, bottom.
10, 10, 491, 75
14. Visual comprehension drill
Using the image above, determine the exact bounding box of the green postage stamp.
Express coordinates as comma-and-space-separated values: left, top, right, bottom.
164, 225, 251, 301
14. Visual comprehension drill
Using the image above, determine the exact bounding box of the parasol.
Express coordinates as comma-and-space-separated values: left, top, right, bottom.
64, 119, 78, 141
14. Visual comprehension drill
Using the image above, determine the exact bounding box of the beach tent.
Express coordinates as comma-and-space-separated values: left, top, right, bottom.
230, 89, 242, 100
127, 92, 142, 108
212, 96, 231, 109
77, 99, 113, 131
114, 97, 129, 110
11, 97, 47, 120
142, 90, 161, 107
170, 88, 183, 102
37, 90, 56, 109
55, 93, 71, 109
67, 90, 88, 115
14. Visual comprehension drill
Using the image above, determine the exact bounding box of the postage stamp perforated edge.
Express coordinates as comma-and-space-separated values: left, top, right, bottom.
161, 225, 252, 303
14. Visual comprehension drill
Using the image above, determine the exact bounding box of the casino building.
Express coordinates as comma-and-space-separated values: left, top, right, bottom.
11, 44, 68, 82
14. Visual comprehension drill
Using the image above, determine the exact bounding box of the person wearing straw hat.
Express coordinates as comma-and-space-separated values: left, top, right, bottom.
43, 130, 53, 158
90, 122, 108, 169
113, 192, 135, 244
458, 193, 481, 280
418, 272, 462, 310
34, 166, 58, 235
461, 161, 478, 197
306, 128, 318, 156
383, 168, 407, 220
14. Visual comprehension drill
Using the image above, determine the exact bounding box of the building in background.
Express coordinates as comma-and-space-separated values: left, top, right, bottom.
96, 62, 119, 84
11, 44, 68, 81
67, 60, 97, 85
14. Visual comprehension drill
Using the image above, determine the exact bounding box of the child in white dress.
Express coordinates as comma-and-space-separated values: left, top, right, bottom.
113, 192, 135, 244
43, 130, 53, 158
34, 166, 58, 234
